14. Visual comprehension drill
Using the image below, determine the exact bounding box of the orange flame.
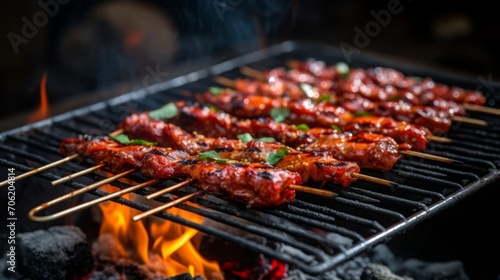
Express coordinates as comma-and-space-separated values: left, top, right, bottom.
27, 72, 49, 123
97, 186, 223, 279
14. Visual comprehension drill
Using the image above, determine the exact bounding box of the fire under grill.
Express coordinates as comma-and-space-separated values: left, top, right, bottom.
1, 41, 500, 276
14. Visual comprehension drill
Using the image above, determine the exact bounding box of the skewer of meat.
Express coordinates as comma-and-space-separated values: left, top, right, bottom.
285, 59, 500, 116
59, 135, 305, 207
222, 70, 488, 133
119, 102, 459, 171
117, 113, 370, 187
218, 75, 459, 135
196, 89, 436, 149
285, 59, 488, 106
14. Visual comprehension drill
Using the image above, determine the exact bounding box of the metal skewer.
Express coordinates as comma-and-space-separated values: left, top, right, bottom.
132, 191, 203, 222
52, 163, 105, 186
146, 178, 196, 199
27, 168, 136, 222
29, 178, 158, 222
0, 154, 79, 188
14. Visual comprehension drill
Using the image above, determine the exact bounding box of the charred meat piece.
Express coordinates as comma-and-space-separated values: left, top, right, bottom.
60, 136, 301, 207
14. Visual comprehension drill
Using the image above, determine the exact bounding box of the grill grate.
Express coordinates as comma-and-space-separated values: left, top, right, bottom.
1, 41, 500, 275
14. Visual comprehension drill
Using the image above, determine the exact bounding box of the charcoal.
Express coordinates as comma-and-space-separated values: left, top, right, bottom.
16, 225, 94, 280
361, 264, 412, 280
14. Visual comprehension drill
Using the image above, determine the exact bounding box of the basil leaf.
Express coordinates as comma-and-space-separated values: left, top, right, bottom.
257, 137, 276, 142
266, 148, 289, 165
296, 123, 310, 131
299, 83, 315, 99
336, 62, 350, 78
149, 102, 178, 120
331, 124, 342, 132
353, 112, 372, 117
237, 133, 254, 143
129, 139, 157, 146
109, 134, 156, 146
317, 95, 331, 103
109, 134, 131, 144
237, 133, 276, 143
198, 150, 221, 160
198, 150, 236, 164
270, 107, 290, 123
209, 86, 224, 96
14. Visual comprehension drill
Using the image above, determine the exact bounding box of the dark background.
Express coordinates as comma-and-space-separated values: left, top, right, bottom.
1, 1, 499, 279
1, 0, 500, 131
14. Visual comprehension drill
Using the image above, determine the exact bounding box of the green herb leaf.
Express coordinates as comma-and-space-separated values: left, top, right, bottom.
237, 133, 254, 143
296, 123, 310, 131
209, 87, 224, 96
129, 139, 157, 146
331, 124, 342, 132
257, 137, 276, 142
270, 107, 290, 123
317, 95, 331, 103
198, 150, 221, 160
198, 150, 235, 164
336, 62, 350, 78
237, 133, 276, 143
353, 112, 372, 117
109, 134, 131, 144
109, 134, 157, 146
266, 148, 289, 165
149, 102, 178, 120
299, 83, 315, 99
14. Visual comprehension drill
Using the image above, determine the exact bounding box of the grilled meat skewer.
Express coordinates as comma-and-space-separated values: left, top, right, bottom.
197, 90, 432, 148
118, 113, 360, 186
60, 135, 301, 207
286, 59, 486, 105
120, 107, 411, 171
227, 77, 456, 135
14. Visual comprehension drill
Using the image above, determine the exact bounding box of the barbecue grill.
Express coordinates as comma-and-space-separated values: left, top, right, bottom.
1, 40, 499, 276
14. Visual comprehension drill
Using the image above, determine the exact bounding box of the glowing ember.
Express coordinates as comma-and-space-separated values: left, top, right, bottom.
27, 71, 49, 123
96, 185, 223, 279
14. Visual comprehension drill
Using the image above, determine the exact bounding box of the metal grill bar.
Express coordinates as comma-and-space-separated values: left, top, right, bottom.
1, 41, 499, 275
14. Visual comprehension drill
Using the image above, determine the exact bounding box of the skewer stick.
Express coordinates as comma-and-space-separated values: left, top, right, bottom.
0, 129, 125, 189
352, 173, 396, 187
451, 116, 488, 126
399, 150, 462, 165
51, 163, 106, 186
240, 66, 266, 81
427, 135, 453, 143
213, 76, 236, 89
132, 191, 203, 222
27, 168, 136, 222
29, 179, 158, 222
110, 129, 124, 136
146, 178, 196, 200
463, 103, 500, 116
0, 154, 80, 188
289, 184, 337, 197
